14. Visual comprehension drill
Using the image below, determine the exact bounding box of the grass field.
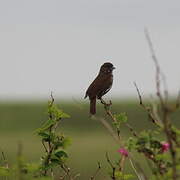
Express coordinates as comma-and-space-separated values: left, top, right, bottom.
0, 99, 179, 179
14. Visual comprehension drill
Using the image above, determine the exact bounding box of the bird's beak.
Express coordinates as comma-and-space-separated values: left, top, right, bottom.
112, 67, 115, 70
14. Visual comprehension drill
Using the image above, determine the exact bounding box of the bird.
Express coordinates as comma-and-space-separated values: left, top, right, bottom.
84, 62, 115, 115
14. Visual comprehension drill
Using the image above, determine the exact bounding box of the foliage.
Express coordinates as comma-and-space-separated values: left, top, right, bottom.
0, 94, 76, 180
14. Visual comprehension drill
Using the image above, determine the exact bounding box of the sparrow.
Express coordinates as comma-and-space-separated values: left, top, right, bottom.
84, 62, 115, 114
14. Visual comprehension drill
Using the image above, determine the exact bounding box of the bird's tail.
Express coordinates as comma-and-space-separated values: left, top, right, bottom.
90, 98, 96, 115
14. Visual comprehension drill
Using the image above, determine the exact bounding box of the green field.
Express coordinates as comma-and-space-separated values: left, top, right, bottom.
0, 100, 179, 179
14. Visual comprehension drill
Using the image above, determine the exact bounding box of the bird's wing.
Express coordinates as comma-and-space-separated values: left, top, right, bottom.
86, 74, 112, 99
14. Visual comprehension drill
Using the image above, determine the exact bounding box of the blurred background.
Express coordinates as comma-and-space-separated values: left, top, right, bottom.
0, 0, 180, 179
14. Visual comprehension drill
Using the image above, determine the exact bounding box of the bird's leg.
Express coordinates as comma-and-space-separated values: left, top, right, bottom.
100, 97, 106, 104
100, 98, 112, 106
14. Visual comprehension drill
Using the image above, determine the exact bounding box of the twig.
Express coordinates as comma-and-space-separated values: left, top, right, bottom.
144, 28, 165, 106
99, 98, 122, 141
42, 140, 48, 153
100, 98, 115, 122
60, 165, 72, 180
125, 123, 138, 137
149, 95, 162, 124
129, 158, 143, 180
50, 91, 55, 106
106, 152, 116, 180
90, 162, 101, 180
161, 72, 169, 103
134, 82, 161, 127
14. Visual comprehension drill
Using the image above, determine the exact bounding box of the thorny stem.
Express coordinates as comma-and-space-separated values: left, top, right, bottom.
145, 28, 178, 179
100, 98, 115, 122
100, 98, 138, 137
43, 92, 56, 176
100, 98, 142, 179
100, 98, 122, 141
99, 95, 155, 180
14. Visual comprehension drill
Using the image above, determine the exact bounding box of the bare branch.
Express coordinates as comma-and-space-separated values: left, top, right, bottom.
144, 28, 165, 106
134, 82, 161, 127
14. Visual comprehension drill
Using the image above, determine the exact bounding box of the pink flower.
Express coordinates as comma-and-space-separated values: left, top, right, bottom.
117, 148, 128, 157
161, 142, 170, 153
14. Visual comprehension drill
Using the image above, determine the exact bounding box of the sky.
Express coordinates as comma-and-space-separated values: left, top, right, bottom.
0, 0, 179, 100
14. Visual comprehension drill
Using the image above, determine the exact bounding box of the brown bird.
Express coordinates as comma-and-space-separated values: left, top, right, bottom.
84, 62, 115, 114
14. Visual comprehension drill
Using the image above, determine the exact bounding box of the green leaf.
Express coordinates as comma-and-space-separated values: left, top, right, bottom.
50, 158, 60, 165
40, 119, 56, 131
57, 109, 70, 119
38, 132, 51, 142
50, 151, 68, 166
54, 136, 72, 150
114, 113, 128, 123
48, 104, 70, 120
54, 150, 68, 159
114, 170, 123, 178
114, 171, 133, 179
124, 174, 134, 179
155, 154, 169, 161
126, 137, 136, 151
150, 140, 161, 149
